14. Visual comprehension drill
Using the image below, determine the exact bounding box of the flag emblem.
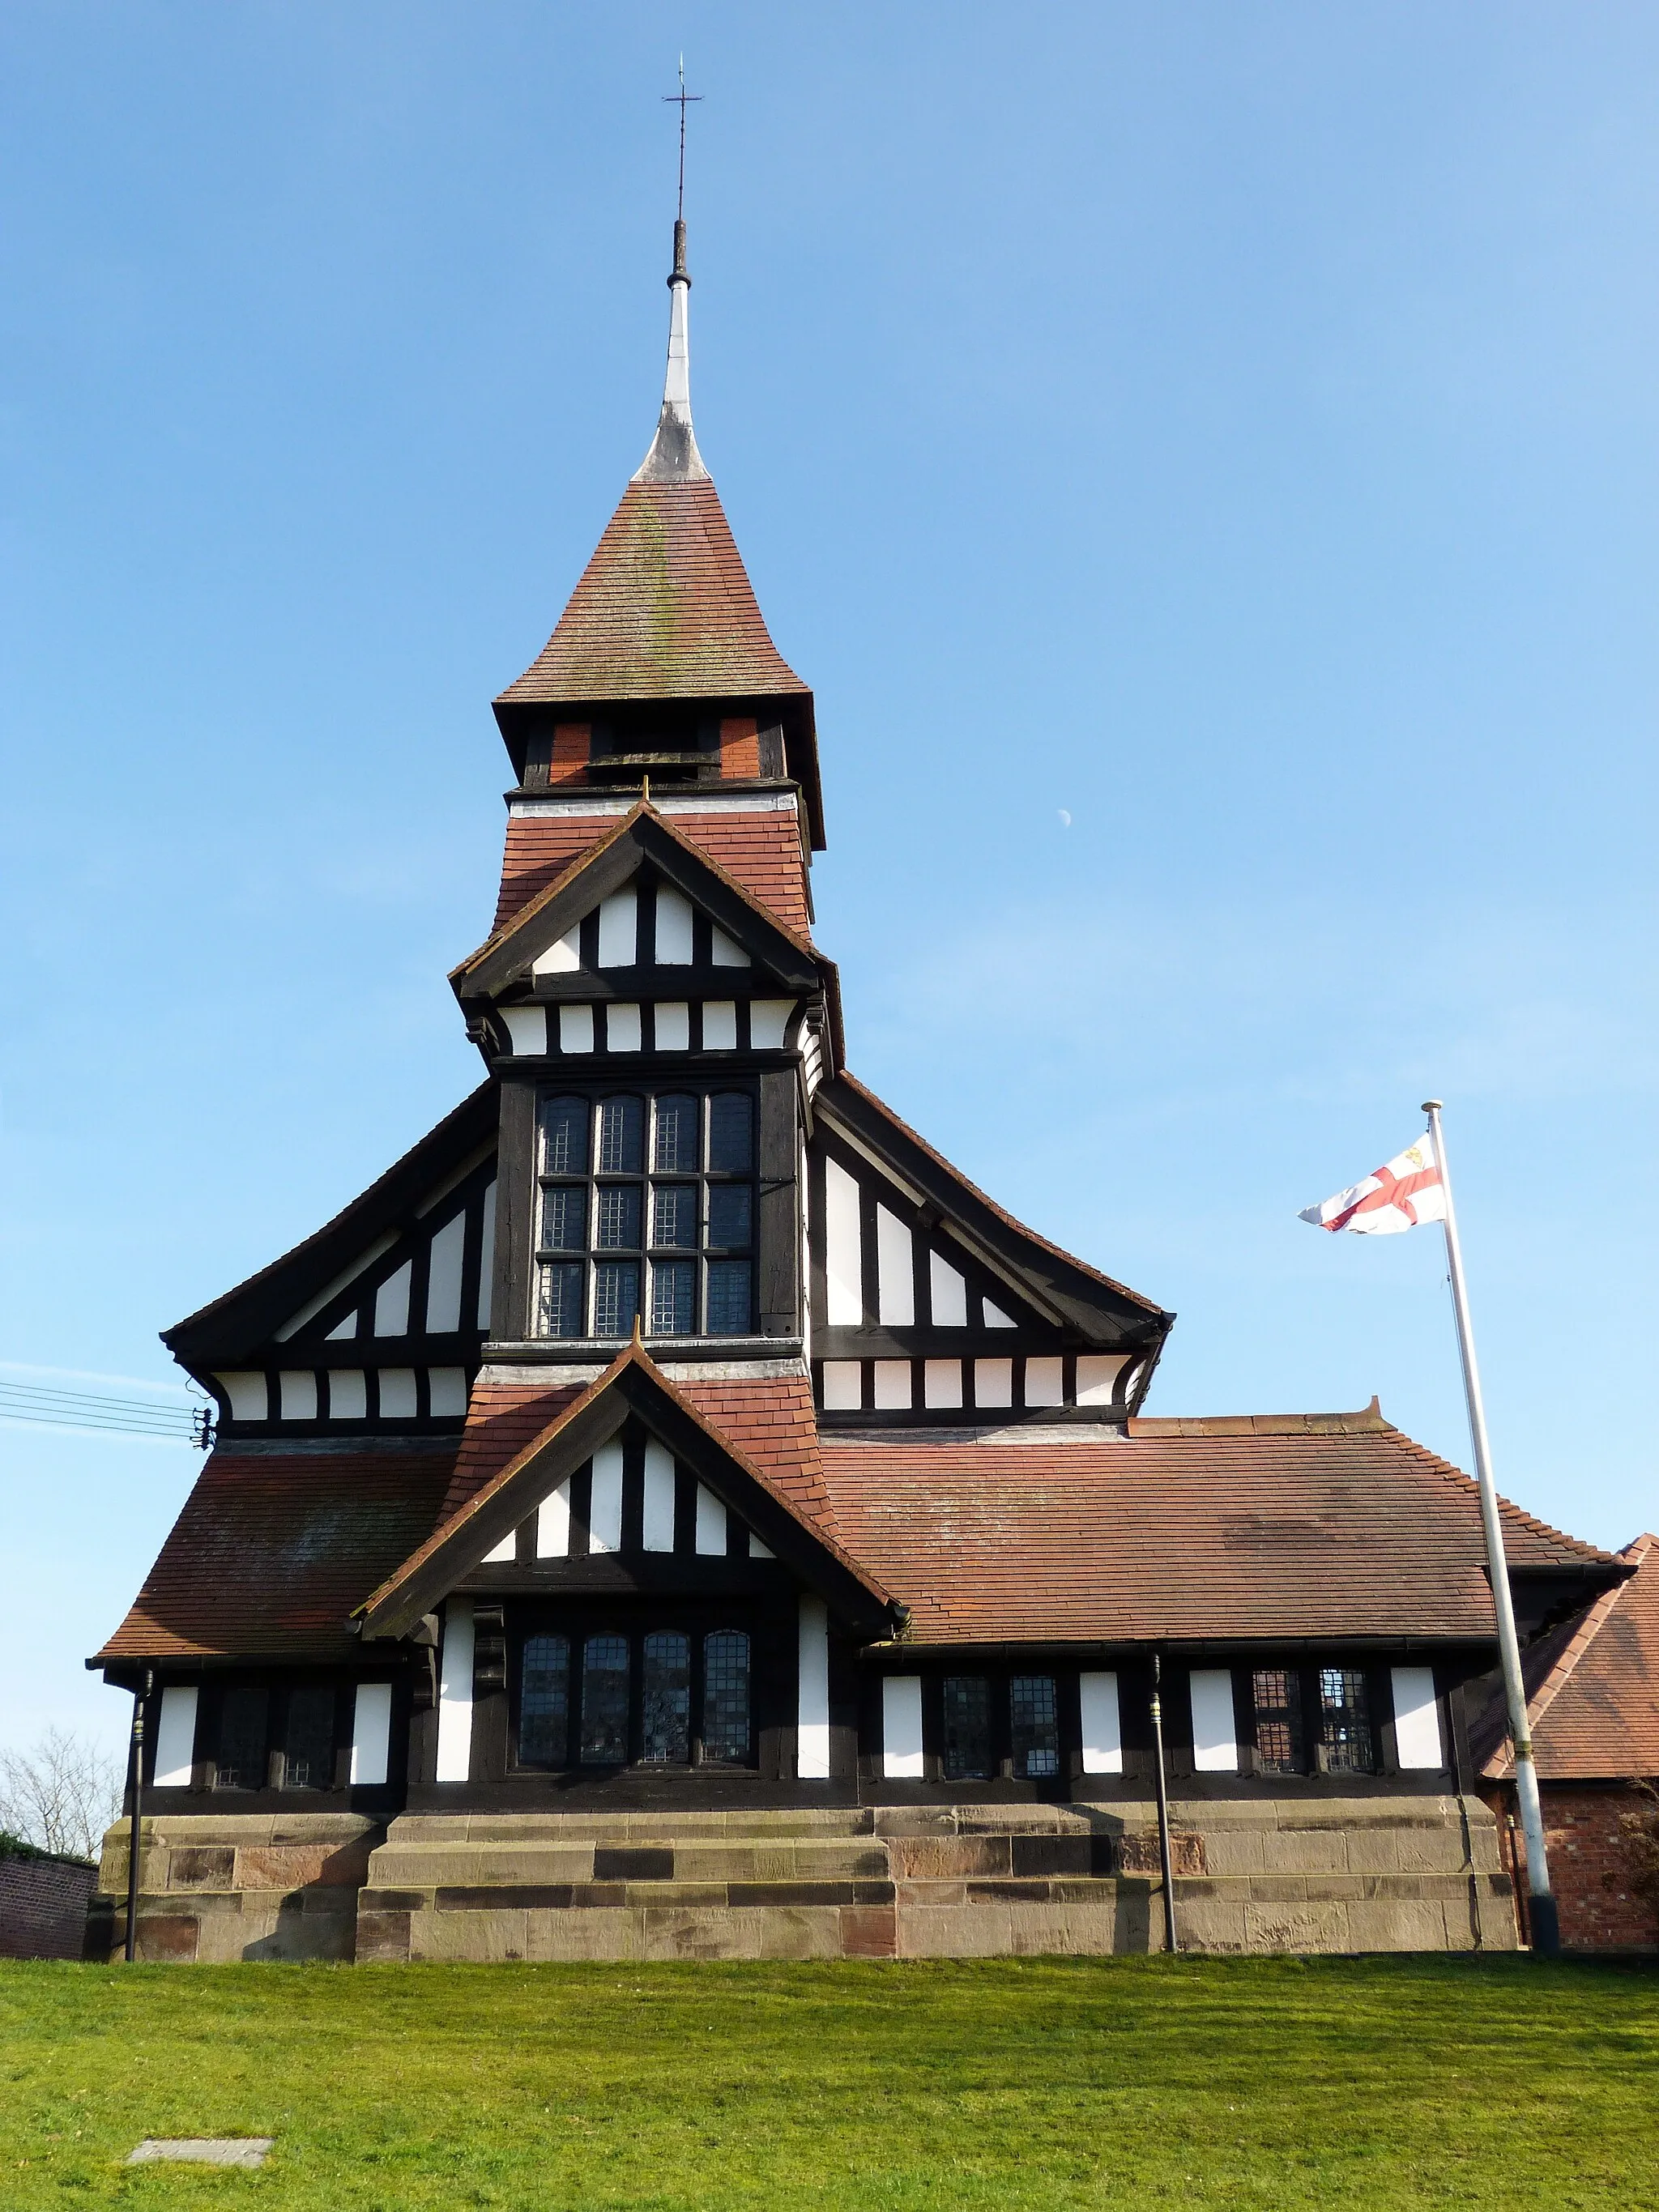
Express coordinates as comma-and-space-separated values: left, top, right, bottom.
1299, 1134, 1447, 1235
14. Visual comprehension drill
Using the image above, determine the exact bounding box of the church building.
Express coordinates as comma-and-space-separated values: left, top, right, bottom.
91, 217, 1632, 1963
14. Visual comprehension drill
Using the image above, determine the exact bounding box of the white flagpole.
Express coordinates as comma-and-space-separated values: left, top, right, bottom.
1422, 1100, 1559, 1955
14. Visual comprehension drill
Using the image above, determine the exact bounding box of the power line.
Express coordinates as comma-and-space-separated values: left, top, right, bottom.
0, 1379, 207, 1445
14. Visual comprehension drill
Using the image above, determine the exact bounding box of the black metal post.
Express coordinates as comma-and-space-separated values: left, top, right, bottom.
1149, 1652, 1179, 1954
123, 1669, 151, 1964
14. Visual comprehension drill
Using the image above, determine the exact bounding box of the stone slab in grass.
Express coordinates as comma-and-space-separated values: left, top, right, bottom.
126, 2137, 273, 2167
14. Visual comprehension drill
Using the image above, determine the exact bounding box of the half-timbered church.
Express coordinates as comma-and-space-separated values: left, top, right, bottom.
92, 217, 1631, 1963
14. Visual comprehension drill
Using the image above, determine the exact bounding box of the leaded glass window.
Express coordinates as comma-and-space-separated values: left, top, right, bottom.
1319, 1669, 1374, 1774
215, 1686, 269, 1791
642, 1632, 692, 1765
533, 1089, 758, 1339
581, 1635, 630, 1764
1009, 1675, 1060, 1779
942, 1676, 993, 1780
280, 1686, 335, 1791
702, 1631, 751, 1763
518, 1635, 569, 1768
1252, 1669, 1304, 1775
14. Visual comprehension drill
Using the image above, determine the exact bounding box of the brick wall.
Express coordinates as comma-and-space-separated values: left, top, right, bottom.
1487, 1784, 1659, 1951
0, 1855, 96, 1960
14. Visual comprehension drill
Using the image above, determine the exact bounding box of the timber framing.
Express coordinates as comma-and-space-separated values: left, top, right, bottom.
355, 1343, 894, 1644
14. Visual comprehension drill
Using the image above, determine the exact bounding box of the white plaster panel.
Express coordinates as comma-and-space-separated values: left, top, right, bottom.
1025, 1356, 1064, 1408
373, 1261, 412, 1338
823, 1157, 864, 1326
325, 1311, 357, 1341
1080, 1672, 1124, 1775
923, 1359, 963, 1409
424, 1213, 466, 1334
278, 1370, 318, 1421
153, 1686, 198, 1788
536, 1479, 571, 1558
710, 927, 749, 967
881, 1676, 925, 1779
428, 1367, 468, 1417
481, 1525, 518, 1564
983, 1298, 1017, 1329
749, 999, 795, 1049
531, 927, 581, 975
821, 1360, 862, 1410
694, 1484, 727, 1556
876, 1206, 915, 1327
589, 1441, 625, 1554
702, 1000, 737, 1050
500, 1005, 548, 1058
559, 1004, 595, 1054
1076, 1355, 1129, 1408
1391, 1667, 1445, 1770
748, 1529, 774, 1559
605, 1003, 642, 1053
327, 1370, 367, 1421
597, 889, 638, 967
642, 1440, 676, 1552
434, 1601, 475, 1783
350, 1682, 393, 1787
1189, 1669, 1239, 1772
476, 1182, 497, 1330
377, 1368, 418, 1418
797, 1596, 831, 1779
655, 886, 694, 963
214, 1372, 267, 1422
873, 1359, 912, 1410
928, 1251, 968, 1328
654, 1002, 690, 1051
973, 1358, 1013, 1409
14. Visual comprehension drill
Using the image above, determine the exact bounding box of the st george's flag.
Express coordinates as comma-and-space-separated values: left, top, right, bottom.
1299, 1132, 1447, 1235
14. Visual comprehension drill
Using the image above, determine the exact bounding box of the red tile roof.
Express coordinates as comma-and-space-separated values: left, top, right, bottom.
817, 1414, 1615, 1647
497, 479, 809, 708
493, 804, 811, 938
1485, 1534, 1659, 1783
91, 1446, 462, 1665
444, 1366, 834, 1539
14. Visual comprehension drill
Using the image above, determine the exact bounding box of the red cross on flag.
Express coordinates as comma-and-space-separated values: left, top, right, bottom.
1299, 1132, 1447, 1235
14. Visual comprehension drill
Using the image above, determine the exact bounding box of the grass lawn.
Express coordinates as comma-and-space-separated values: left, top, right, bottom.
1, 1955, 1656, 2209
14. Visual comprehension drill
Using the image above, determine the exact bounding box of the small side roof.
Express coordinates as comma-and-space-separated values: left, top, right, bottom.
1482, 1532, 1658, 1783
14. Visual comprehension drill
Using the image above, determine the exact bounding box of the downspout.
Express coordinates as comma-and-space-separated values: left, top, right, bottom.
1149, 1652, 1179, 1954
123, 1666, 152, 1964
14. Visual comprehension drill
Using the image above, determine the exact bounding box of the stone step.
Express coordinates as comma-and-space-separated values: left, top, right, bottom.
386, 1808, 878, 1843
367, 1836, 893, 1887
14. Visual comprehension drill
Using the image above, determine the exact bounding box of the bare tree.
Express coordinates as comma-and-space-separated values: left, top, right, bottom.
0, 1728, 123, 1862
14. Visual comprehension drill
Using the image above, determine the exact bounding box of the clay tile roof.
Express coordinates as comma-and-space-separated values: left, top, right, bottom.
90, 1444, 462, 1666
1484, 1533, 1659, 1782
817, 1419, 1616, 1647
441, 1366, 836, 1540
493, 803, 812, 938
497, 479, 809, 708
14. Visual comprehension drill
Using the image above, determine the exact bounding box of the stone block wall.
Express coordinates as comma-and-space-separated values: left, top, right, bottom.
0, 1854, 96, 1960
91, 1814, 382, 1963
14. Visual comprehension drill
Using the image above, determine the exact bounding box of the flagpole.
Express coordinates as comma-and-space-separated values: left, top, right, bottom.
1422, 1101, 1559, 1957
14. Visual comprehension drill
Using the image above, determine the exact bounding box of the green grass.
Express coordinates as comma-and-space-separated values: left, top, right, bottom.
1, 1956, 1656, 2209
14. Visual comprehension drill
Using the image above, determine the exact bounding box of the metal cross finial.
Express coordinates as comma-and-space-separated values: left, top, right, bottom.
663, 57, 702, 224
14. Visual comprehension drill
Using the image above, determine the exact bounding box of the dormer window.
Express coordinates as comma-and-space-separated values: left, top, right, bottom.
535, 1087, 755, 1340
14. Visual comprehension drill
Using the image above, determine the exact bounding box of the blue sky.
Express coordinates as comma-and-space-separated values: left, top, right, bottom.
2, 5, 1654, 1751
